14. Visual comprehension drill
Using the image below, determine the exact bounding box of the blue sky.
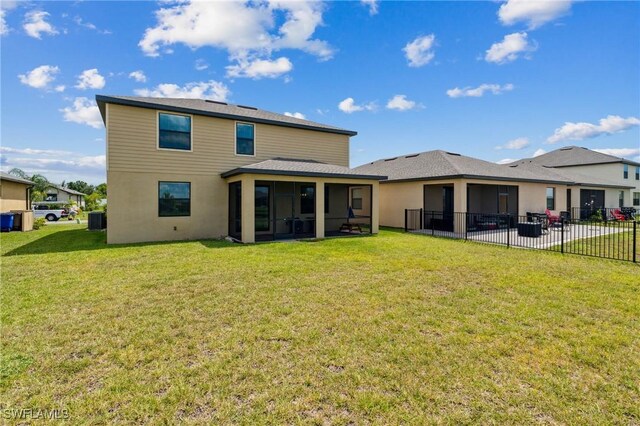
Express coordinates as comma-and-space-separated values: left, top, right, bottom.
1, 0, 639, 184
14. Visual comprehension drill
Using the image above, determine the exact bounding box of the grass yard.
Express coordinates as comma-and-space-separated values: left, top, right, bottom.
1, 225, 639, 424
550, 230, 640, 262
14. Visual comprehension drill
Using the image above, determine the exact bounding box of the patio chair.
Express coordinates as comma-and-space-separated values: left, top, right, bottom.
611, 209, 626, 221
545, 209, 561, 226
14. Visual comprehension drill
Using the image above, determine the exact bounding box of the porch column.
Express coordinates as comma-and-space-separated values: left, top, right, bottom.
453, 181, 467, 234
315, 182, 325, 239
241, 176, 255, 243
371, 182, 380, 234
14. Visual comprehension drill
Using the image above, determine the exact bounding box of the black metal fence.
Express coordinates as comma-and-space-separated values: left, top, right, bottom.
405, 209, 638, 263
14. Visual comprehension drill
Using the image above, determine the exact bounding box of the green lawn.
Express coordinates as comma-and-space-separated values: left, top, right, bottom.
1, 226, 639, 424
550, 230, 640, 262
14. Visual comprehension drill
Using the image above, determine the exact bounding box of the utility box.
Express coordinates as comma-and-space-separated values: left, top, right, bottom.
88, 211, 106, 231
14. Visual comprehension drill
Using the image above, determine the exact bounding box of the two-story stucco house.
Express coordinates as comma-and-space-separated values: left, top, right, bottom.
96, 95, 384, 244
511, 146, 640, 211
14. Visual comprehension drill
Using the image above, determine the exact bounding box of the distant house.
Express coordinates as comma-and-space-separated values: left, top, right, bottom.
511, 146, 640, 210
96, 95, 385, 244
353, 150, 632, 229
0, 171, 34, 211
44, 184, 86, 207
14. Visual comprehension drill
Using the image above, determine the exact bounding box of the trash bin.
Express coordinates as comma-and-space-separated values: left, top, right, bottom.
1, 213, 15, 232
88, 211, 106, 231
11, 211, 22, 231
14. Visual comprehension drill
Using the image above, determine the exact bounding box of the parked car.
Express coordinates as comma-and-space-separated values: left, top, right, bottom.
33, 203, 68, 221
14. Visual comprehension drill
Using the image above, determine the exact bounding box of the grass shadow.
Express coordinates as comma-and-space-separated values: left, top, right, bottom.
3, 227, 242, 256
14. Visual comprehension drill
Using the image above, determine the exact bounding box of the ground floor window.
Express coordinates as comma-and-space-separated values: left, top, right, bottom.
546, 187, 555, 210
634, 192, 640, 206
351, 188, 363, 209
158, 182, 190, 217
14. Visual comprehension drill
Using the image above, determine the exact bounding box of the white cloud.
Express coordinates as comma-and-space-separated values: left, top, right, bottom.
386, 95, 421, 111
0, 146, 73, 156
195, 59, 209, 71
485, 32, 536, 64
284, 112, 306, 119
134, 80, 230, 101
338, 97, 376, 114
361, 0, 379, 15
403, 34, 436, 67
547, 115, 640, 144
447, 83, 514, 98
128, 70, 147, 83
498, 0, 573, 29
496, 137, 530, 150
75, 68, 106, 90
0, 10, 8, 36
54, 85, 65, 92
60, 97, 103, 129
592, 148, 640, 159
496, 158, 517, 165
23, 10, 58, 39
1, 152, 106, 184
226, 57, 292, 79
18, 65, 60, 90
139, 1, 333, 77
533, 148, 546, 157
73, 16, 112, 35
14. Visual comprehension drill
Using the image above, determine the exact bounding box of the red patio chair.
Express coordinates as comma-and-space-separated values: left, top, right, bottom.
545, 209, 561, 226
612, 209, 626, 221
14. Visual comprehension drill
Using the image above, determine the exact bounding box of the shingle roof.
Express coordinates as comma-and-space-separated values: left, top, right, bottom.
46, 184, 86, 196
511, 146, 640, 167
0, 171, 35, 186
221, 158, 386, 180
96, 95, 357, 136
353, 150, 573, 184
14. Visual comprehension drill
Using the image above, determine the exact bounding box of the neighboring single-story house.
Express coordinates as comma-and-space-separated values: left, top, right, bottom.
353, 150, 633, 230
511, 146, 640, 209
44, 184, 86, 207
97, 95, 385, 244
1, 171, 34, 211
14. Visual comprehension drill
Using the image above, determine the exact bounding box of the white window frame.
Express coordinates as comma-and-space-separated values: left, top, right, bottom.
157, 111, 194, 152
234, 121, 256, 157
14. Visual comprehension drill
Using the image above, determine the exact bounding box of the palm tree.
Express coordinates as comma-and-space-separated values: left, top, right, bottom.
8, 168, 51, 201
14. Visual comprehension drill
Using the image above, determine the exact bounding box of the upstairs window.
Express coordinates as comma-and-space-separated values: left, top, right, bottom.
546, 187, 555, 210
623, 164, 628, 179
236, 123, 255, 156
636, 166, 639, 180
159, 113, 191, 150
158, 182, 190, 217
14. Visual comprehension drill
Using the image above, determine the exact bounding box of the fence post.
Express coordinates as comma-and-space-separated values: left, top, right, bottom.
432, 211, 435, 236
507, 214, 510, 248
634, 221, 637, 263
560, 217, 564, 254
465, 212, 468, 241
404, 209, 408, 232
420, 208, 423, 230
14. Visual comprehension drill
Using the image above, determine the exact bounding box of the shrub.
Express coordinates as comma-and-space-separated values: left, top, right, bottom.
33, 218, 47, 230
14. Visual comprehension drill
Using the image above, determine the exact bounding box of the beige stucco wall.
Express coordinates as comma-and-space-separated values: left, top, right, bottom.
1, 179, 30, 211
378, 178, 573, 228
105, 103, 357, 244
559, 163, 640, 207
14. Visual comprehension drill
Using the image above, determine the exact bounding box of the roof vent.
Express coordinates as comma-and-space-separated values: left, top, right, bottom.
405, 154, 419, 158
384, 157, 398, 162
205, 100, 227, 105
560, 147, 573, 151
445, 152, 461, 156
238, 105, 258, 110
